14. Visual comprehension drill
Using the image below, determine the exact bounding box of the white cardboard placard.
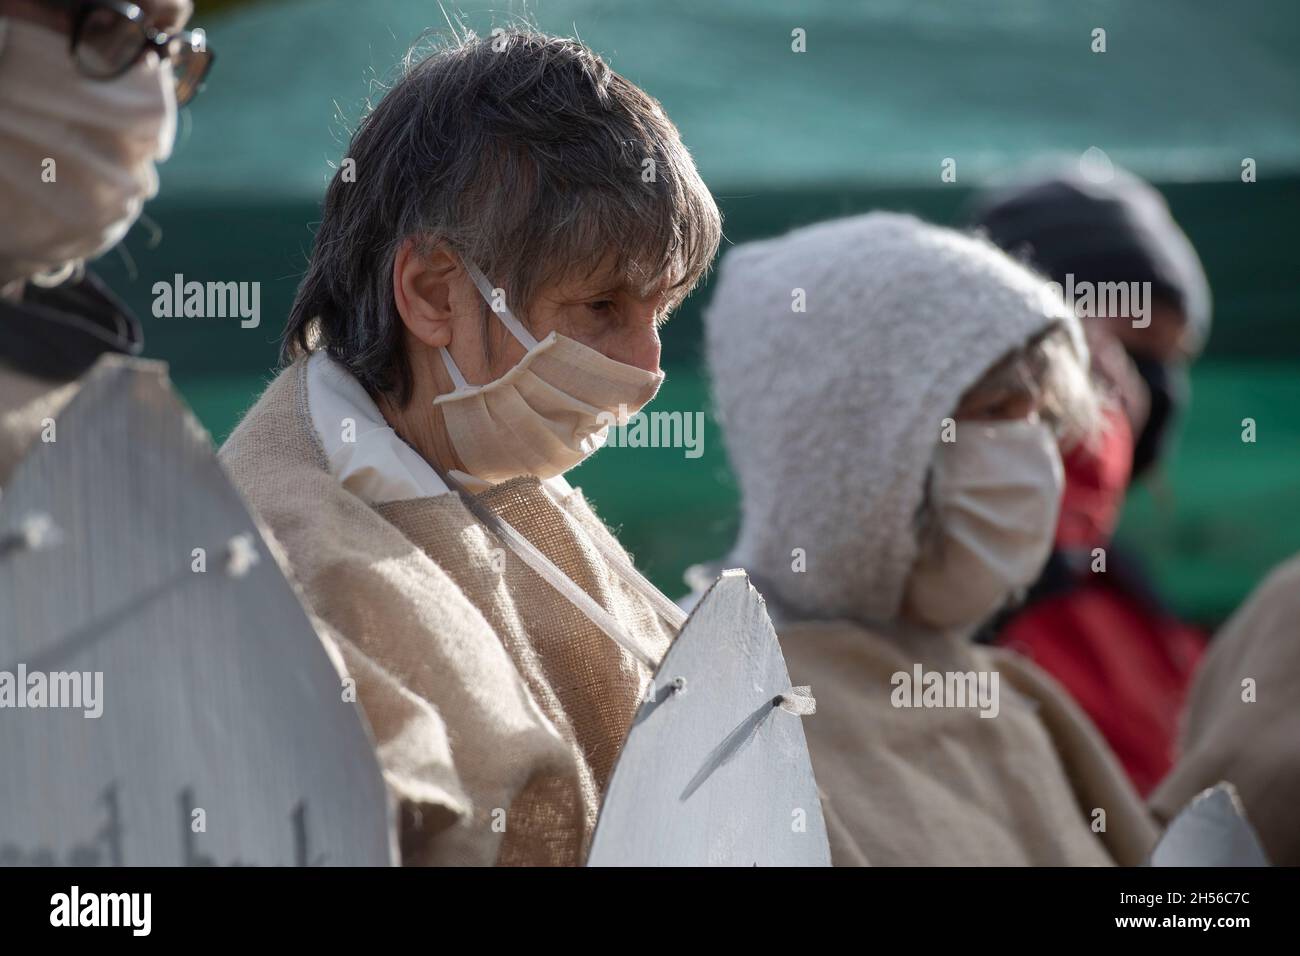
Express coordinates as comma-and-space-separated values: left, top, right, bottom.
1149, 782, 1270, 867
0, 359, 395, 866
588, 570, 830, 866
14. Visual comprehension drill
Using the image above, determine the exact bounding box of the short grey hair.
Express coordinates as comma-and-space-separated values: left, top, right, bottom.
283, 28, 723, 404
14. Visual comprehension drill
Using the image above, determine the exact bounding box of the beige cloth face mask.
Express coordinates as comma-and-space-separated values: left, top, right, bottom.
0, 18, 176, 287
903, 417, 1064, 632
433, 258, 665, 483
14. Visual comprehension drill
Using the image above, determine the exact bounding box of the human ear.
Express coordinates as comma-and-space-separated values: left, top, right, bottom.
392, 239, 459, 348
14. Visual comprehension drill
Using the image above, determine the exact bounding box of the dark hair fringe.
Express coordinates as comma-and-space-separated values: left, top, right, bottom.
282, 27, 722, 406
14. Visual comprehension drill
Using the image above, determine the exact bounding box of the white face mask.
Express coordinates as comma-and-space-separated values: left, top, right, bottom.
0, 18, 177, 286
903, 417, 1064, 631
432, 258, 665, 483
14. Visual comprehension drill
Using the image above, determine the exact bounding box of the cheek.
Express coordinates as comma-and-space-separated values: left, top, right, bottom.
550, 312, 662, 373
486, 297, 569, 376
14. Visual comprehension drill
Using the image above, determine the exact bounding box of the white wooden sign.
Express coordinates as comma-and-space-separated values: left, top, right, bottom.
1149, 783, 1269, 867
0, 358, 395, 866
589, 570, 830, 866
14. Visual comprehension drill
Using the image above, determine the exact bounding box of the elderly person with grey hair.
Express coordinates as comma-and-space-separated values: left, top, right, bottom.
220, 30, 721, 866
687, 213, 1159, 865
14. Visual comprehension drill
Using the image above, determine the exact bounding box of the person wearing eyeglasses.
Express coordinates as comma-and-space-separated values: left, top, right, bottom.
0, 0, 212, 487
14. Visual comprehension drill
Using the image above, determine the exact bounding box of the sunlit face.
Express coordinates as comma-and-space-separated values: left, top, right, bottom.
447, 257, 674, 387
383, 243, 682, 475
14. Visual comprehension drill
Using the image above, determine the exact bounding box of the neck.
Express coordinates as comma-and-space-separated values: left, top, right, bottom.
373, 348, 467, 476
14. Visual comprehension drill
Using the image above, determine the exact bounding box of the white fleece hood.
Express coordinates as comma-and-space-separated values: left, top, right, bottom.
705, 212, 1085, 628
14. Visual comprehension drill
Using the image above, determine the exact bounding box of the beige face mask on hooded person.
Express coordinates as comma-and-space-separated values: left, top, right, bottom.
0, 17, 177, 288
433, 257, 665, 483
903, 416, 1065, 632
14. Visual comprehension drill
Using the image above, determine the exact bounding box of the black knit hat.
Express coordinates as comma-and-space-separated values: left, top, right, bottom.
965, 165, 1211, 353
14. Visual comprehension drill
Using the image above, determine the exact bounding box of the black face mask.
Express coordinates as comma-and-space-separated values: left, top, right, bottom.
1128, 351, 1187, 481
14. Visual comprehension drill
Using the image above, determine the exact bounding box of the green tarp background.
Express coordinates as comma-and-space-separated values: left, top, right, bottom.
93, 0, 1300, 625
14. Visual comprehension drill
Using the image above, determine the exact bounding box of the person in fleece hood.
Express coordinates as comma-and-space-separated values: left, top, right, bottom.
693, 212, 1158, 865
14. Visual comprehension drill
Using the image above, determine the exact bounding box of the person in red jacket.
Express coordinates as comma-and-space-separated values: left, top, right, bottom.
966, 164, 1210, 796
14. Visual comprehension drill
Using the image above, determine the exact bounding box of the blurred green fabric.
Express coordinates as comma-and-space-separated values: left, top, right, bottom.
94, 0, 1300, 625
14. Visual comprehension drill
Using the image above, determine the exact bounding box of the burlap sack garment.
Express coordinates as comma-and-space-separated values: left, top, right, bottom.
779, 619, 1157, 865
1150, 554, 1300, 865
219, 356, 673, 865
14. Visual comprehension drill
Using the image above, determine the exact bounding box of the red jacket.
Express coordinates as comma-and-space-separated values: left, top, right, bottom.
998, 577, 1205, 796
992, 407, 1205, 796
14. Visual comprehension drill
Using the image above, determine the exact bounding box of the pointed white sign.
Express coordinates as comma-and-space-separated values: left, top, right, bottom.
0, 358, 394, 866
1149, 782, 1269, 867
588, 570, 830, 866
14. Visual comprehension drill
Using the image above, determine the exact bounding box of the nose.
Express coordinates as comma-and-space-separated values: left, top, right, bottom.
618, 327, 662, 374
604, 303, 662, 373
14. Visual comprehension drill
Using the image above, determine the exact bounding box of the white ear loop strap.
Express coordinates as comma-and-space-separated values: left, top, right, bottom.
460, 257, 541, 349
539, 482, 688, 631
437, 346, 469, 389
437, 256, 542, 392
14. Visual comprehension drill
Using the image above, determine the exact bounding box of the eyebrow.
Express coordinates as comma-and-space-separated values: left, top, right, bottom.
574, 280, 668, 303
